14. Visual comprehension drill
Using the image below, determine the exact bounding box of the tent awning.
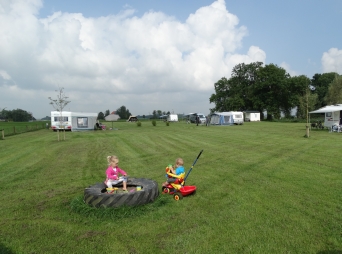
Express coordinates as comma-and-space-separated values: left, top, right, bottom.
309, 104, 342, 114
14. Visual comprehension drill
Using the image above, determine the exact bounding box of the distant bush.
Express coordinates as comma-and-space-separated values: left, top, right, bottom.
166, 121, 169, 126
136, 121, 142, 127
152, 120, 156, 126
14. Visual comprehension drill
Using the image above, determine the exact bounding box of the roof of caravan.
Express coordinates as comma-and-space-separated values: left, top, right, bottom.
309, 104, 342, 114
212, 111, 243, 115
51, 111, 97, 117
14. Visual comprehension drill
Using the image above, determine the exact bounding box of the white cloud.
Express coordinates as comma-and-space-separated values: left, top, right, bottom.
0, 70, 12, 80
0, 0, 267, 117
322, 48, 342, 74
280, 62, 298, 76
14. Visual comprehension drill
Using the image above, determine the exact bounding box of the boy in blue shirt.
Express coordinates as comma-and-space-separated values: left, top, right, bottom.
162, 158, 185, 187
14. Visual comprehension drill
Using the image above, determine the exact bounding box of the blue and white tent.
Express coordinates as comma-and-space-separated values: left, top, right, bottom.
210, 112, 234, 125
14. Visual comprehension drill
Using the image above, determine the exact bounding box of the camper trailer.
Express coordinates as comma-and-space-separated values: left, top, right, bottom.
228, 111, 244, 125
244, 111, 260, 122
50, 111, 98, 131
309, 104, 342, 129
210, 111, 244, 125
167, 114, 178, 122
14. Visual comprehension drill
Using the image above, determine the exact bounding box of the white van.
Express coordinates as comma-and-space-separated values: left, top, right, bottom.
189, 113, 206, 124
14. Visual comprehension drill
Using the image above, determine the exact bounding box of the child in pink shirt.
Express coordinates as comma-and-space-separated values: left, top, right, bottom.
104, 155, 128, 192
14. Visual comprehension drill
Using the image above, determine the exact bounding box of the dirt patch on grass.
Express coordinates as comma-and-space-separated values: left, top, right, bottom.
76, 230, 107, 240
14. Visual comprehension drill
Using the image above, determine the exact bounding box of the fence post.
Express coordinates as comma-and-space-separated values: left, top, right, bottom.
26, 125, 28, 131
1, 129, 4, 140
13, 126, 16, 134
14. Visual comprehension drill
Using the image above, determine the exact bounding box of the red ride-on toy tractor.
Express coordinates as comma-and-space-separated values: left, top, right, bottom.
162, 150, 203, 201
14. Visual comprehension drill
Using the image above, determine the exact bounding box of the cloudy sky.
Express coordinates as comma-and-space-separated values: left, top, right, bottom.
0, 0, 341, 119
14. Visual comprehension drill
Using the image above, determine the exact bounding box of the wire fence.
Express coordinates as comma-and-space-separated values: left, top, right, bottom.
1, 123, 48, 140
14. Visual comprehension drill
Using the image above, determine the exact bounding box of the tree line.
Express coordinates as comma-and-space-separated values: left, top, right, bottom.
97, 106, 173, 120
209, 62, 341, 120
97, 106, 133, 120
0, 108, 34, 122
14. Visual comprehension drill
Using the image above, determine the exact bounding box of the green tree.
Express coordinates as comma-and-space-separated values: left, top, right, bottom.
116, 106, 131, 119
98, 112, 105, 120
209, 62, 263, 112
6, 109, 32, 122
253, 64, 290, 120
324, 74, 342, 105
105, 110, 110, 117
209, 62, 264, 116
0, 107, 6, 119
297, 86, 318, 120
152, 110, 157, 119
311, 72, 337, 108
227, 62, 263, 112
209, 77, 230, 112
287, 75, 311, 118
48, 87, 71, 141
48, 87, 71, 113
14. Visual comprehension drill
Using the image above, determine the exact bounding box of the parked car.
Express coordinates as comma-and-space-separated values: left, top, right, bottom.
190, 113, 206, 124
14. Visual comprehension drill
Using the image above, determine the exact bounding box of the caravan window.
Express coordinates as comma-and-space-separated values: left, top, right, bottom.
326, 112, 332, 117
235, 114, 243, 119
77, 117, 89, 128
54, 116, 68, 122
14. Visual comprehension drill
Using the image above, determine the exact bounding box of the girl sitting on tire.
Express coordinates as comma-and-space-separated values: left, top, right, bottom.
104, 155, 128, 193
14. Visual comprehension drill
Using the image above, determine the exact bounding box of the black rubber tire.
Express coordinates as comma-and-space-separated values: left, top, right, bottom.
173, 192, 183, 201
84, 178, 159, 208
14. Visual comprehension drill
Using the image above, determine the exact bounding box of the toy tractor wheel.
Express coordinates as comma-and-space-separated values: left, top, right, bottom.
173, 193, 183, 201
162, 187, 170, 194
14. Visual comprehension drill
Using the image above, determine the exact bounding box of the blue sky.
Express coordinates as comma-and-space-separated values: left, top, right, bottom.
1, 0, 341, 118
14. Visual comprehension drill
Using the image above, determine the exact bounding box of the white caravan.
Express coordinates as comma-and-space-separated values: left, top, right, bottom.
309, 104, 342, 128
244, 111, 260, 122
167, 114, 178, 122
226, 111, 244, 125
50, 111, 98, 131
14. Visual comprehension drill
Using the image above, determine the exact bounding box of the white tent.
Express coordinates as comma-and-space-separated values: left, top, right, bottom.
105, 114, 120, 121
309, 104, 342, 128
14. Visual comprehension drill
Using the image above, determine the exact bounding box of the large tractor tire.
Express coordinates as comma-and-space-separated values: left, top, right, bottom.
84, 178, 159, 208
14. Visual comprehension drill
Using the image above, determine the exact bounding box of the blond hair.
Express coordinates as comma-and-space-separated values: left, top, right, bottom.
107, 155, 119, 165
175, 158, 184, 166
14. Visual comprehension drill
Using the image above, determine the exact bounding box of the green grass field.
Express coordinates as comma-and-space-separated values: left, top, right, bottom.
0, 121, 47, 137
0, 121, 341, 253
